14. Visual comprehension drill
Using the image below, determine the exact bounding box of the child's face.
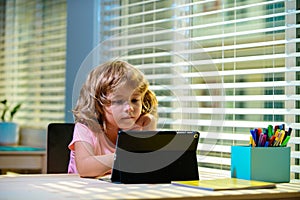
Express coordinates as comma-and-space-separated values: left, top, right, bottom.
104, 85, 143, 130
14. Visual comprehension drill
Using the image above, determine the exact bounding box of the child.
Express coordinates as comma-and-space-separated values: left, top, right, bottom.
68, 60, 158, 177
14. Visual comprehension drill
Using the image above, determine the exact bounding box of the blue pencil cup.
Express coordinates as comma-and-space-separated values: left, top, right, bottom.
231, 146, 290, 183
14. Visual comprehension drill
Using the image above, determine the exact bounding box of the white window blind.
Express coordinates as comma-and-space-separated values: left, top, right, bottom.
0, 0, 66, 128
100, 0, 300, 180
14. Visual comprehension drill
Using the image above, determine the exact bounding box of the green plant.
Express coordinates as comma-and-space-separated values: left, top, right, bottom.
0, 99, 22, 122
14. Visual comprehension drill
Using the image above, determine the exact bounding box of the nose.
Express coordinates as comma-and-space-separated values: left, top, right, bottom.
124, 101, 134, 113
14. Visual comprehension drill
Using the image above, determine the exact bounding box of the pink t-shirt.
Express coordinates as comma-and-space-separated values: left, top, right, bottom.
68, 122, 115, 174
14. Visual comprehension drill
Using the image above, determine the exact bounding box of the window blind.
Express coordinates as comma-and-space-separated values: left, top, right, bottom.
100, 0, 300, 180
0, 0, 66, 128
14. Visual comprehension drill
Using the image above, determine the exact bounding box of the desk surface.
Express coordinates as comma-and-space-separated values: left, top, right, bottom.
1, 172, 300, 200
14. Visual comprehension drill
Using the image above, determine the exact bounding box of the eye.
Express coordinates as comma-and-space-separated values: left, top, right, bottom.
131, 98, 140, 104
111, 99, 126, 105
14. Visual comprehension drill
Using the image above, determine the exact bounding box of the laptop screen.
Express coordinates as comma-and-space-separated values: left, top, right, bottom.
111, 130, 200, 184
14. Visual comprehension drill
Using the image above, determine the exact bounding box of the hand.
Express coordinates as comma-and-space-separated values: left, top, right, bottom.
129, 113, 157, 131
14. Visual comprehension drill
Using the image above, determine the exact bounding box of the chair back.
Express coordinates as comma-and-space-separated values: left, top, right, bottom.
47, 123, 75, 173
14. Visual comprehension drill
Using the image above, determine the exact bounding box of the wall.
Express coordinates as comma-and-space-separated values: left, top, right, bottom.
65, 0, 100, 122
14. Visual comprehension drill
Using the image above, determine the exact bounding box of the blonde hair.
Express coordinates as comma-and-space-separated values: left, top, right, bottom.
73, 60, 158, 133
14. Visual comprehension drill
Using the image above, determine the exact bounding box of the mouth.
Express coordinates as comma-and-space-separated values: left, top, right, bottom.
121, 116, 135, 120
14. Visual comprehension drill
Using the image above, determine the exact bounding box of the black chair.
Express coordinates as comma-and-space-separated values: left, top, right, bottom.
47, 123, 75, 173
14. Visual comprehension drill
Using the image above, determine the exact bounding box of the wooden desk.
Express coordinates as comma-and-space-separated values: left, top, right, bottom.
0, 147, 46, 174
0, 173, 299, 200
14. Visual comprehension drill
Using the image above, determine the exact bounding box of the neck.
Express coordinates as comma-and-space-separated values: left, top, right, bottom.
105, 124, 118, 145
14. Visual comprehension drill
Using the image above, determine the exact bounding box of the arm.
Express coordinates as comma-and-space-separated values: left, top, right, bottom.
132, 113, 157, 130
74, 141, 114, 177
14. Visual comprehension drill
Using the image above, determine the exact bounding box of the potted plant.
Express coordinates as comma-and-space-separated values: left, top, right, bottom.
0, 99, 22, 145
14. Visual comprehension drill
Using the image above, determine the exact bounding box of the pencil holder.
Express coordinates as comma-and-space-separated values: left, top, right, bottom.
231, 146, 290, 183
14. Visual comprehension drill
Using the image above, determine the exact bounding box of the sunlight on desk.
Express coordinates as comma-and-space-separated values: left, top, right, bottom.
1, 173, 300, 200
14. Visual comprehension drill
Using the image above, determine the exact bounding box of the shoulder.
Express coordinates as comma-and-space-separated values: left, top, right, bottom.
73, 122, 97, 141
75, 122, 93, 134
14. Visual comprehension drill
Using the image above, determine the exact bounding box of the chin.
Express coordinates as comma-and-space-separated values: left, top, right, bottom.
118, 122, 135, 130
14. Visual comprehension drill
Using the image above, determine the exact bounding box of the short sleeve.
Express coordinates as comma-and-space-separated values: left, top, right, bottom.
68, 123, 95, 151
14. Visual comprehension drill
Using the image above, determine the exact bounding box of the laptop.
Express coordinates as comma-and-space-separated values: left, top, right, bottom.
111, 130, 200, 184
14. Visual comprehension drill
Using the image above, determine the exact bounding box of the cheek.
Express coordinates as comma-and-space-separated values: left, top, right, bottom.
137, 104, 143, 114
104, 107, 118, 124
106, 106, 119, 117
132, 103, 142, 114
